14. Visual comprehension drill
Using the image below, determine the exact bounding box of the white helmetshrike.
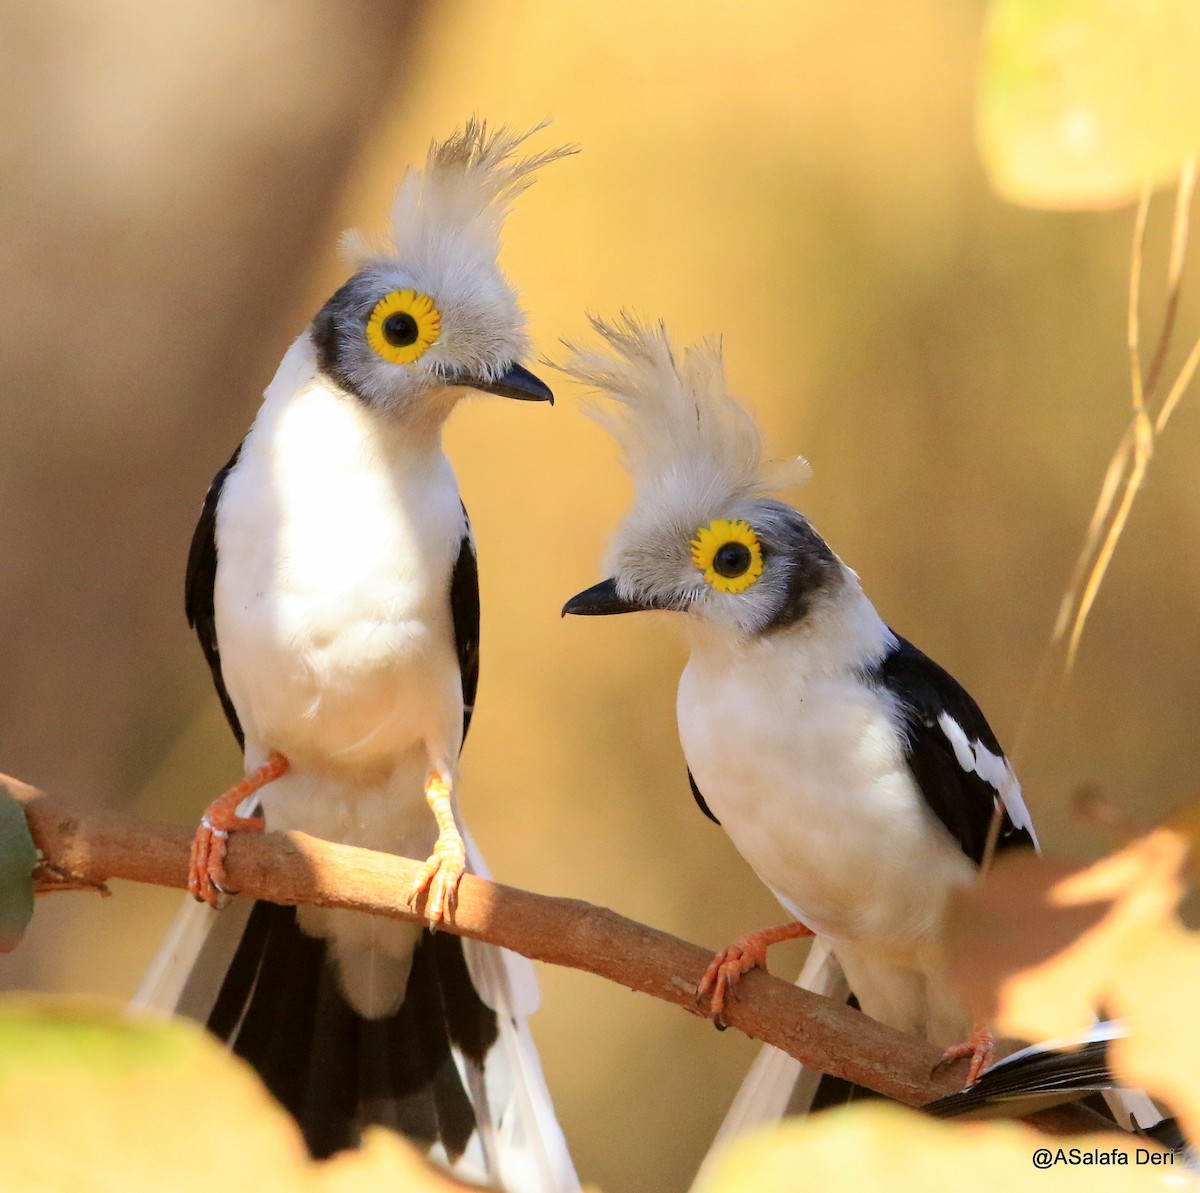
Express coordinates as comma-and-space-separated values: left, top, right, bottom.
132, 121, 579, 1193
560, 314, 1033, 1068
558, 316, 1176, 1174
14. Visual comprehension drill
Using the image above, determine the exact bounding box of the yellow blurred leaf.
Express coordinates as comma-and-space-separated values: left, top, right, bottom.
947, 802, 1200, 1140
317, 1129, 484, 1192
0, 998, 475, 1192
695, 1104, 1174, 1192
979, 0, 1200, 209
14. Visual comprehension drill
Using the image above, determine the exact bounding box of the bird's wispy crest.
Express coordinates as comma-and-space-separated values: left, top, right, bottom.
557, 313, 811, 513
341, 118, 576, 271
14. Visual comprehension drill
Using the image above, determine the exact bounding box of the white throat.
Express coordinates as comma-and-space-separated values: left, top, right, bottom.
686, 567, 894, 679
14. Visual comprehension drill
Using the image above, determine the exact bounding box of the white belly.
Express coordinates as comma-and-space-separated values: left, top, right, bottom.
678, 654, 973, 957
213, 348, 466, 845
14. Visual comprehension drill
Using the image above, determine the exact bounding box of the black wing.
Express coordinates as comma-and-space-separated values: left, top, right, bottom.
449, 504, 480, 748
688, 770, 720, 825
185, 443, 245, 749
872, 634, 1036, 866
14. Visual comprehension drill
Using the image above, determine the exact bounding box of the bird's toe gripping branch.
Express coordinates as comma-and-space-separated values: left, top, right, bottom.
187, 751, 288, 908
697, 921, 814, 1022
408, 772, 466, 926
933, 1021, 996, 1087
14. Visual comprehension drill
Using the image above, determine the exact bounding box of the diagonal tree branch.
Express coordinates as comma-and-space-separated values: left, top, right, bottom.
4, 773, 1106, 1135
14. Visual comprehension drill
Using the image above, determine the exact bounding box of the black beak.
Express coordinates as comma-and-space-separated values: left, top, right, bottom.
463, 362, 554, 404
562, 577, 652, 617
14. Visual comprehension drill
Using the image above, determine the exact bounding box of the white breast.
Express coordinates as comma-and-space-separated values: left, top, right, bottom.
213, 336, 466, 789
677, 593, 974, 957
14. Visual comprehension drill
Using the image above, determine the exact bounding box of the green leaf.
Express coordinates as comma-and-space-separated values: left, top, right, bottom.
0, 1000, 195, 1081
0, 998, 473, 1191
0, 788, 36, 952
979, 0, 1200, 209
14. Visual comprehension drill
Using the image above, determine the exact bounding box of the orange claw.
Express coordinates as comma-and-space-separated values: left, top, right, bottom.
697, 921, 814, 1021
408, 772, 466, 926
188, 751, 288, 908
933, 1021, 996, 1086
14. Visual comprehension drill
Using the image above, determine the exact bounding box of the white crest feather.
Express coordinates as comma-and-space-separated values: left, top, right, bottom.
558, 314, 811, 512
343, 118, 576, 276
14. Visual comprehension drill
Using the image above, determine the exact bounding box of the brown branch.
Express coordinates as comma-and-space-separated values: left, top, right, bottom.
4, 773, 1105, 1134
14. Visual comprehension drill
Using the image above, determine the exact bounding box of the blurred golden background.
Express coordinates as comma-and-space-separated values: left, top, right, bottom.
3, 3, 1199, 1191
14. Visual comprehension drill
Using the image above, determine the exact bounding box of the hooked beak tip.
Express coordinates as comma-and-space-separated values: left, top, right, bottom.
562, 578, 650, 617
466, 362, 554, 403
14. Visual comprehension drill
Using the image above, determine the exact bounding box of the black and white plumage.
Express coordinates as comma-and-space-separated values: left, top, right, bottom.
560, 314, 1035, 1049
870, 634, 1036, 867
558, 317, 1176, 1174
686, 620, 1033, 866
927, 1021, 1127, 1117
927, 1022, 1183, 1151
133, 121, 578, 1192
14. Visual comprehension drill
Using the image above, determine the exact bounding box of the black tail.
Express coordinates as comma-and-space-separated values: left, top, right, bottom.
925, 1035, 1113, 1118
923, 1033, 1186, 1150
205, 901, 499, 1161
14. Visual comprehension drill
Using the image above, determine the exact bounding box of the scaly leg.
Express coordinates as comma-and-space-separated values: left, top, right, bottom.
407, 771, 466, 926
933, 1021, 996, 1085
188, 751, 289, 908
697, 921, 815, 1021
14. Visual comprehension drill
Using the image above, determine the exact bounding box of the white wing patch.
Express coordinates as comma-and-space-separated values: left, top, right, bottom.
936, 712, 1039, 850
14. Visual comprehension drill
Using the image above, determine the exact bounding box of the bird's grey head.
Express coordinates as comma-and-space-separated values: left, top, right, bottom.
310, 119, 574, 417
558, 316, 846, 637
565, 499, 845, 636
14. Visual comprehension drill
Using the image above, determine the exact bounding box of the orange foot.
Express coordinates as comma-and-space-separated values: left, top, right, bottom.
697, 921, 814, 1021
408, 772, 466, 926
188, 751, 288, 908
933, 1021, 996, 1086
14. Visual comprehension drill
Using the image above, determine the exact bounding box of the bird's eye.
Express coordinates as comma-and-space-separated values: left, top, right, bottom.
690, 518, 764, 594
713, 541, 752, 577
382, 311, 419, 346
366, 289, 441, 365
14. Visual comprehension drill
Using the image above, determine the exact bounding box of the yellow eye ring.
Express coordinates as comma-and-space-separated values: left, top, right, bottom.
690, 518, 764, 594
365, 289, 441, 365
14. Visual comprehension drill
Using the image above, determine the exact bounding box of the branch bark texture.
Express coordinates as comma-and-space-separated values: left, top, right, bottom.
4, 774, 1104, 1134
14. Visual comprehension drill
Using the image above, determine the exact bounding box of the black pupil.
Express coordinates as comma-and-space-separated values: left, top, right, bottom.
713, 541, 752, 578
382, 311, 419, 347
